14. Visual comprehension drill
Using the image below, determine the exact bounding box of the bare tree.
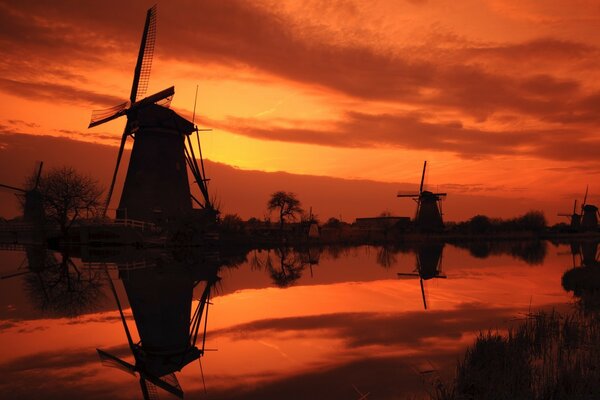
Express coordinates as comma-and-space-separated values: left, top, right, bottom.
30, 166, 104, 235
267, 191, 303, 232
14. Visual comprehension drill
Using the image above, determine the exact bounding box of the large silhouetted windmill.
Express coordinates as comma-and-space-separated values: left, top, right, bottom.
580, 186, 599, 231
397, 161, 447, 231
0, 162, 45, 224
88, 6, 212, 224
557, 199, 581, 230
397, 243, 446, 310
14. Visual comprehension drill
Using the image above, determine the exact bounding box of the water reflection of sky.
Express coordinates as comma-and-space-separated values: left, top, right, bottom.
0, 243, 577, 399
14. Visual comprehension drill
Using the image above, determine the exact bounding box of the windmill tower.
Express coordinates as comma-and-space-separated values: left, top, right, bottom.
557, 199, 581, 229
397, 161, 447, 231
0, 162, 45, 224
88, 6, 211, 225
580, 186, 599, 231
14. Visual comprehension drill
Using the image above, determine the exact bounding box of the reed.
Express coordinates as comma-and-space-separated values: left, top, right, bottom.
433, 309, 600, 399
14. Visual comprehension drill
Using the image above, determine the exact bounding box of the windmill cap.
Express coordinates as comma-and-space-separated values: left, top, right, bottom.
136, 104, 195, 135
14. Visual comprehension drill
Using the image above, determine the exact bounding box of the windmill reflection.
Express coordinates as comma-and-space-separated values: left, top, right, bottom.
97, 254, 219, 399
562, 241, 600, 313
397, 243, 446, 310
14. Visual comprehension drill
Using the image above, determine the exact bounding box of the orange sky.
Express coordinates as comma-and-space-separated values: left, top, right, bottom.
1, 0, 599, 221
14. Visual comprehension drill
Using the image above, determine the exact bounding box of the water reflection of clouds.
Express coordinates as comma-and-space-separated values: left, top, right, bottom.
212, 305, 520, 349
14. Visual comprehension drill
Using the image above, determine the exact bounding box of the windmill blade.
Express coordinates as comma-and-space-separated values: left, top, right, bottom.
34, 161, 43, 189
583, 185, 589, 207
573, 199, 578, 215
397, 272, 420, 278
0, 183, 26, 193
130, 5, 157, 103
142, 371, 184, 399
199, 358, 207, 394
420, 278, 427, 310
1, 270, 31, 280
103, 128, 129, 216
97, 349, 136, 375
88, 101, 130, 128
105, 268, 136, 351
397, 193, 420, 198
131, 86, 174, 110
139, 377, 159, 400
419, 161, 427, 193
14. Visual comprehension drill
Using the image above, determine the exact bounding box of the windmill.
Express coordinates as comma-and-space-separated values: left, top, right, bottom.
557, 199, 581, 229
397, 161, 447, 231
0, 162, 44, 224
88, 6, 212, 224
397, 243, 446, 310
96, 266, 217, 399
580, 186, 599, 231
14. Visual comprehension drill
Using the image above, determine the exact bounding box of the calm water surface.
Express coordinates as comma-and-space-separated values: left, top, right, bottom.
0, 241, 587, 399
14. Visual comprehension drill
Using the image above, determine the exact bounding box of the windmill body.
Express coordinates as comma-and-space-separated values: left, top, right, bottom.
398, 161, 446, 231
415, 190, 445, 231
581, 204, 599, 230
117, 105, 195, 223
0, 162, 46, 237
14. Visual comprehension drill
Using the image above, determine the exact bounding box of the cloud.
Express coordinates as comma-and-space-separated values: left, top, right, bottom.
0, 0, 598, 124
211, 111, 600, 161
0, 78, 124, 107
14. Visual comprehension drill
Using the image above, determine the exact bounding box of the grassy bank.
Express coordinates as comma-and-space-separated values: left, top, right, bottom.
432, 309, 600, 400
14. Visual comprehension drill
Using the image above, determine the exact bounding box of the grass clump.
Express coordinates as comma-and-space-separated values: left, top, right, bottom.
435, 309, 600, 400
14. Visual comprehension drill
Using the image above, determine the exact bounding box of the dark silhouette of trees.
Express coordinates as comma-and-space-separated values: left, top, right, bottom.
30, 166, 104, 235
267, 191, 303, 232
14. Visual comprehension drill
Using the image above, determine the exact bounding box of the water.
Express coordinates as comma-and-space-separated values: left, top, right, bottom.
0, 241, 590, 399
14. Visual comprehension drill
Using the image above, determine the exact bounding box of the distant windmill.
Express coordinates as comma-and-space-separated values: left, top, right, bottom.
88, 6, 211, 223
397, 161, 447, 231
557, 199, 581, 229
0, 162, 45, 224
580, 186, 599, 231
397, 243, 446, 310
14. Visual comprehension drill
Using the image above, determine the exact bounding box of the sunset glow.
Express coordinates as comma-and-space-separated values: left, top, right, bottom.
1, 0, 599, 221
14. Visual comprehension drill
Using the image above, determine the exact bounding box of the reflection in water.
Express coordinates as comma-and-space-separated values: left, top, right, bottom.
562, 241, 600, 313
397, 243, 446, 310
97, 252, 221, 399
0, 241, 588, 399
453, 240, 547, 265
16, 246, 105, 317
250, 247, 321, 287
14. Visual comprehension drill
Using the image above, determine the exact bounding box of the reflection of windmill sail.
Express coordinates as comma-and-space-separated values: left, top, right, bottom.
89, 5, 212, 222
397, 161, 446, 231
397, 243, 446, 310
97, 256, 218, 399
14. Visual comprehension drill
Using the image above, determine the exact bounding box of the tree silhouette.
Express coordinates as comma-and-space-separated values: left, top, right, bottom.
29, 166, 104, 235
267, 191, 303, 232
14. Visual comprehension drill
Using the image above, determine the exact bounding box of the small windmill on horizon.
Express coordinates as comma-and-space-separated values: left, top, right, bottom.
397, 161, 447, 231
0, 162, 45, 224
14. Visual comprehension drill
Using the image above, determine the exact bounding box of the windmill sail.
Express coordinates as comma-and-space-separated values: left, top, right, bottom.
131, 5, 157, 103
